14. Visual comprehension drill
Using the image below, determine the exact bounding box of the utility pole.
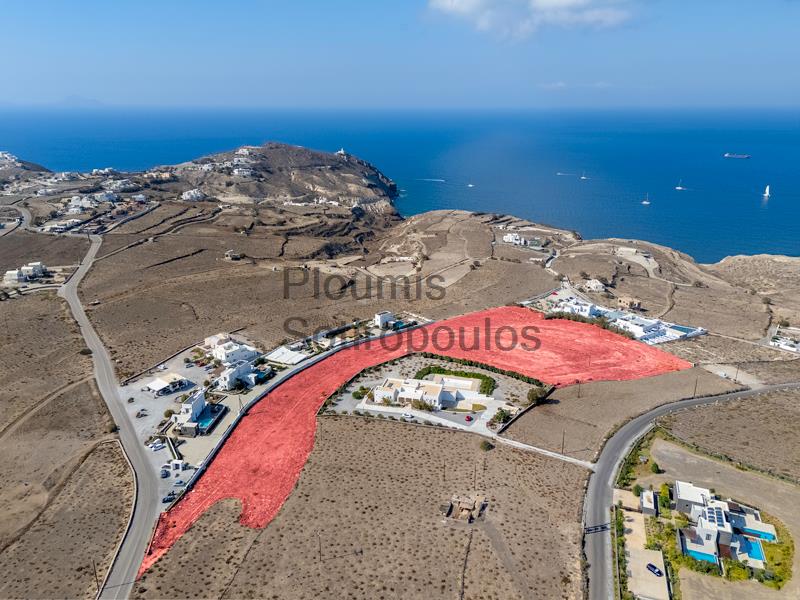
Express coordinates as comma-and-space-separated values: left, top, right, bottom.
561, 430, 566, 455
734, 363, 740, 384
692, 376, 698, 399
317, 531, 322, 562
92, 559, 100, 596
577, 382, 581, 399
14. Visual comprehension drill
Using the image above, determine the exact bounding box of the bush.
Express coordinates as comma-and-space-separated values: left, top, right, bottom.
163, 409, 174, 419
527, 386, 549, 406
480, 440, 495, 452
650, 461, 661, 474
79, 348, 93, 355
633, 484, 644, 497
490, 408, 512, 426
411, 399, 435, 412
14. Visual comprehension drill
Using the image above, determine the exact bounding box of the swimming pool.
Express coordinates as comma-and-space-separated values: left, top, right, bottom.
686, 549, 718, 564
742, 528, 776, 541
670, 324, 696, 334
741, 536, 766, 561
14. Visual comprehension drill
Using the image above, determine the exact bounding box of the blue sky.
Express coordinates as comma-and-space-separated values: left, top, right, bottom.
2, 0, 798, 109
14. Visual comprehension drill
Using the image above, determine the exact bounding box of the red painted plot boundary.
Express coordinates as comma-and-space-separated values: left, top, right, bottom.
140, 306, 690, 574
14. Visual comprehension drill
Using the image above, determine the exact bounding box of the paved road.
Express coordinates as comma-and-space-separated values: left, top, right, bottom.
57, 234, 160, 600
583, 380, 800, 600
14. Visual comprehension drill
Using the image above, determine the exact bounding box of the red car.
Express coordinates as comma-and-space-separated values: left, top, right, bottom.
465, 415, 473, 422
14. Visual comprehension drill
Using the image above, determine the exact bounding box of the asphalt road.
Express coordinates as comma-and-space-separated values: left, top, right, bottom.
58, 234, 160, 600
584, 380, 800, 600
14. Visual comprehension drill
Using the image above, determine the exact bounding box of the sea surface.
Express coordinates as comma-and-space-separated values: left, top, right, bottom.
1, 108, 798, 263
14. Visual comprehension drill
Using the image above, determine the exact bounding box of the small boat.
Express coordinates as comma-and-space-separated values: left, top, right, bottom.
763, 185, 770, 200
641, 193, 651, 205
675, 179, 687, 191
467, 183, 474, 188
724, 152, 751, 159
580, 171, 589, 180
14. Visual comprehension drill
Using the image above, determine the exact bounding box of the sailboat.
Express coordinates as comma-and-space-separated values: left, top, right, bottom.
763, 185, 770, 200
641, 193, 651, 205
675, 179, 687, 191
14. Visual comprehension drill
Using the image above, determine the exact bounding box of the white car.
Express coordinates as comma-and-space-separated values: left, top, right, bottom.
401, 413, 414, 420
150, 443, 165, 452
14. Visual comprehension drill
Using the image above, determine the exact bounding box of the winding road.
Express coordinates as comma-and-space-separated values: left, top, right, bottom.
57, 234, 160, 600
47, 227, 800, 600
583, 380, 800, 600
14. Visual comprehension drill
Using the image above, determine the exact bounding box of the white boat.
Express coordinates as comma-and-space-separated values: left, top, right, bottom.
641, 193, 651, 205
763, 185, 770, 200
675, 179, 687, 191
467, 183, 474, 188
580, 171, 589, 180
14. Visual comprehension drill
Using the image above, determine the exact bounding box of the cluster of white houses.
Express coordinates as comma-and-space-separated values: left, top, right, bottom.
544, 295, 705, 344
3, 261, 47, 286
646, 481, 778, 571
501, 232, 544, 249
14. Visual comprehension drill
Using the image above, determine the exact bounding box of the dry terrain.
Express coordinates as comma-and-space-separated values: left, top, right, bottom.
662, 335, 794, 365
661, 387, 800, 482
80, 211, 562, 377
503, 367, 741, 461
0, 229, 89, 272
0, 293, 134, 599
638, 438, 800, 600
0, 442, 133, 600
136, 417, 587, 600
0, 293, 92, 432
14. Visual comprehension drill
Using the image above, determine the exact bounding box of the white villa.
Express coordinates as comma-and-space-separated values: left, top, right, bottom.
181, 188, 207, 201
171, 389, 207, 430
212, 340, 260, 366
372, 375, 492, 411
674, 480, 777, 570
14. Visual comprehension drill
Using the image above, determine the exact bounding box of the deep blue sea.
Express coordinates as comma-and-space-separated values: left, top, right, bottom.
1, 108, 798, 263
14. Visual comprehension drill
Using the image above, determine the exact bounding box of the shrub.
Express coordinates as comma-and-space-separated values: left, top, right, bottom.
480, 440, 495, 452
163, 409, 174, 419
411, 399, 435, 412
79, 348, 93, 355
527, 386, 549, 406
650, 461, 661, 474
633, 484, 644, 497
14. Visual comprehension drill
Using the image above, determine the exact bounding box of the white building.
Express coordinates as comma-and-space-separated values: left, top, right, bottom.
171, 389, 207, 428
181, 188, 207, 201
374, 311, 395, 329
131, 193, 147, 203
502, 232, 529, 246
583, 279, 606, 293
264, 345, 310, 366
372, 375, 493, 411
146, 373, 188, 396
216, 360, 267, 391
232, 167, 253, 177
212, 340, 259, 366
93, 190, 119, 203
20, 262, 46, 279
3, 269, 25, 285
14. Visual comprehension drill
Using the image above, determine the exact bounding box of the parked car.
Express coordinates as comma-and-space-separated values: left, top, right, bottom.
150, 443, 165, 452
401, 413, 413, 420
465, 415, 474, 422
161, 496, 173, 503
646, 563, 664, 577
160, 470, 169, 479
174, 480, 186, 486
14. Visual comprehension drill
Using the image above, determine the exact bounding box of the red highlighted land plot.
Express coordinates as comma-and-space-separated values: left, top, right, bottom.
140, 306, 689, 574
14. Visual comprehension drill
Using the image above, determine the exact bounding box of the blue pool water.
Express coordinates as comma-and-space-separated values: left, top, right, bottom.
741, 537, 766, 561
1, 108, 799, 262
670, 325, 696, 334
742, 528, 776, 541
687, 549, 718, 564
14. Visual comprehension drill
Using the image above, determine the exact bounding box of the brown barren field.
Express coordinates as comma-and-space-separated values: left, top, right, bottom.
137, 417, 587, 600
0, 442, 133, 600
662, 387, 800, 482
0, 229, 89, 272
503, 367, 741, 461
